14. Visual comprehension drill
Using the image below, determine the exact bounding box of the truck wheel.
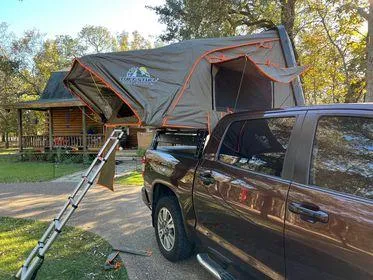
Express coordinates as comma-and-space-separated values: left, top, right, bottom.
154, 196, 194, 262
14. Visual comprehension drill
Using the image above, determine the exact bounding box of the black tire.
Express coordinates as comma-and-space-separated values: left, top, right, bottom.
154, 196, 194, 262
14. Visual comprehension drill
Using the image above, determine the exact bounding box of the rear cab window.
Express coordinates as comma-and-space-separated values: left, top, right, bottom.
310, 115, 373, 200
218, 116, 296, 178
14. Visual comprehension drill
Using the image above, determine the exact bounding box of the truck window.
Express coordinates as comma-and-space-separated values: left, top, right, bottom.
219, 117, 295, 177
310, 116, 373, 200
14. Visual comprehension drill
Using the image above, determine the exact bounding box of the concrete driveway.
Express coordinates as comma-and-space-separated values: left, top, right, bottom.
0, 182, 213, 280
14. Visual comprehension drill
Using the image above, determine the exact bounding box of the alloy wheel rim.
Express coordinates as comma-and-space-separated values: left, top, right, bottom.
157, 207, 175, 251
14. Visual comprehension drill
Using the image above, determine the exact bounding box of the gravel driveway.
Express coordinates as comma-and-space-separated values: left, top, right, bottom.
0, 182, 213, 280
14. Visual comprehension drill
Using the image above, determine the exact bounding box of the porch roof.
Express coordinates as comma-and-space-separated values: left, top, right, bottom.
14, 70, 84, 110
14, 98, 84, 110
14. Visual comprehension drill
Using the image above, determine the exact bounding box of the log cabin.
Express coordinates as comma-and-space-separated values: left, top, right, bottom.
14, 70, 145, 153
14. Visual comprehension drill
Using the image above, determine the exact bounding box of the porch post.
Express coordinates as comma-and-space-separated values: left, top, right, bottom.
17, 109, 23, 152
82, 106, 87, 152
48, 109, 53, 150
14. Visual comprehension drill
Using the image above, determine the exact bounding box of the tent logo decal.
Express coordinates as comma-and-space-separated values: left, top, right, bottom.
121, 66, 159, 85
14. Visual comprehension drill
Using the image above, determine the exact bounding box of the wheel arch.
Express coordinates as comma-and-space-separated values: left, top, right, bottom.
151, 180, 193, 240
151, 180, 180, 225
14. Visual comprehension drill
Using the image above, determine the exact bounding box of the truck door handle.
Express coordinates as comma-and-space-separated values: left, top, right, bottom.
288, 202, 329, 224
199, 171, 215, 186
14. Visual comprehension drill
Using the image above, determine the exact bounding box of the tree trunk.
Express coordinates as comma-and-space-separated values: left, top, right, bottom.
366, 1, 373, 101
280, 0, 298, 61
5, 131, 9, 149
344, 86, 357, 103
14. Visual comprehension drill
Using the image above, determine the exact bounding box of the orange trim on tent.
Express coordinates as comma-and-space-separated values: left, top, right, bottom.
74, 58, 143, 126
245, 56, 302, 84
161, 116, 169, 126
205, 41, 275, 64
163, 38, 280, 127
206, 53, 245, 64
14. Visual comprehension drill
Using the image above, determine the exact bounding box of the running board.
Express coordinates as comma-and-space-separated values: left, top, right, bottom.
196, 253, 236, 280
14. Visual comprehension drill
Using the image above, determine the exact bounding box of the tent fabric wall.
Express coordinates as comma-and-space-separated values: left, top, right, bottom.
64, 28, 306, 131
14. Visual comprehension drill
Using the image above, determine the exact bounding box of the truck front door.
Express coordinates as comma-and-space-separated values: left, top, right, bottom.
193, 112, 304, 279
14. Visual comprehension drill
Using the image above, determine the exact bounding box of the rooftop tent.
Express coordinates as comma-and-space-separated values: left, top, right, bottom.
64, 26, 306, 131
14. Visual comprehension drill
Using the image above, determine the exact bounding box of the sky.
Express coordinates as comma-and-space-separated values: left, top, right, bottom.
1, 0, 166, 39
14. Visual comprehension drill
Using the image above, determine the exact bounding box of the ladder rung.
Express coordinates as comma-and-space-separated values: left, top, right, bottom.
98, 156, 107, 162
68, 197, 78, 209
82, 176, 93, 185
53, 219, 62, 233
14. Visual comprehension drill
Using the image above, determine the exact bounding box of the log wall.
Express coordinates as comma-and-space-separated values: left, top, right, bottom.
51, 107, 103, 136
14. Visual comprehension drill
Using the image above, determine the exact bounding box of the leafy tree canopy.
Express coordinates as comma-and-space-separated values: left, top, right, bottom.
0, 23, 154, 141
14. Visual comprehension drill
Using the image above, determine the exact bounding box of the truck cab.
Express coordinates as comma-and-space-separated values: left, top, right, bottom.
142, 103, 373, 280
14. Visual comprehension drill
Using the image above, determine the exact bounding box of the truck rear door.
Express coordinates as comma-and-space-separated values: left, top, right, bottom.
285, 110, 373, 280
193, 111, 305, 279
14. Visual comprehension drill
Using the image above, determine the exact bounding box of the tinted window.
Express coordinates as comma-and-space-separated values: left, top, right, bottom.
219, 117, 295, 177
310, 116, 373, 200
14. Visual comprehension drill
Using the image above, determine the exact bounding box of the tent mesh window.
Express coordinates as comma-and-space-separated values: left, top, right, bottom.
213, 57, 273, 112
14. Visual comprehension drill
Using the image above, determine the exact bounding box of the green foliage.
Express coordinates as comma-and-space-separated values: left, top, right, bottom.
0, 216, 128, 280
79, 25, 117, 53
20, 149, 52, 162
136, 148, 147, 157
149, 0, 283, 42
131, 31, 152, 50
298, 0, 367, 103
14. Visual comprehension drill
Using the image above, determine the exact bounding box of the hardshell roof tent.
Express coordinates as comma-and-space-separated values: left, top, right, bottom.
64, 26, 306, 131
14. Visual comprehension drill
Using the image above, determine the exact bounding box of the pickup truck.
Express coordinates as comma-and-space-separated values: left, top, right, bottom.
141, 103, 373, 280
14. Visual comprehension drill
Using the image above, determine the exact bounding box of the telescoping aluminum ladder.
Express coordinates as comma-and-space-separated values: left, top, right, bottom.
15, 129, 125, 280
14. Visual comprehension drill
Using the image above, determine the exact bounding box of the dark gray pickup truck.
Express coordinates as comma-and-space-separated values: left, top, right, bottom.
142, 103, 373, 280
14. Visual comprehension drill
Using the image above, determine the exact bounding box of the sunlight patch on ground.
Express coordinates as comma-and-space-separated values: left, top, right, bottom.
115, 171, 144, 186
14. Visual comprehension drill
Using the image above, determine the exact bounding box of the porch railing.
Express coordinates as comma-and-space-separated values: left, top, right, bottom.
87, 134, 105, 149
22, 134, 105, 150
53, 135, 82, 148
22, 135, 49, 148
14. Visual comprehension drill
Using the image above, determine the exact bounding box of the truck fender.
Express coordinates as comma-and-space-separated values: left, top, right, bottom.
151, 179, 194, 241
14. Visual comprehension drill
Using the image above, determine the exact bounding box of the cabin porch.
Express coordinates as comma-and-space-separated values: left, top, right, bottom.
16, 100, 105, 153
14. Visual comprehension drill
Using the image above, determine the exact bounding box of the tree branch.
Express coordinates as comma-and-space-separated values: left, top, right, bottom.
357, 7, 369, 20
316, 7, 350, 83
239, 19, 276, 29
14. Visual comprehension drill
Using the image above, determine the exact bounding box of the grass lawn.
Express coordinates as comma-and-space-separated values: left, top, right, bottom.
0, 161, 85, 183
0, 216, 128, 280
115, 171, 143, 186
